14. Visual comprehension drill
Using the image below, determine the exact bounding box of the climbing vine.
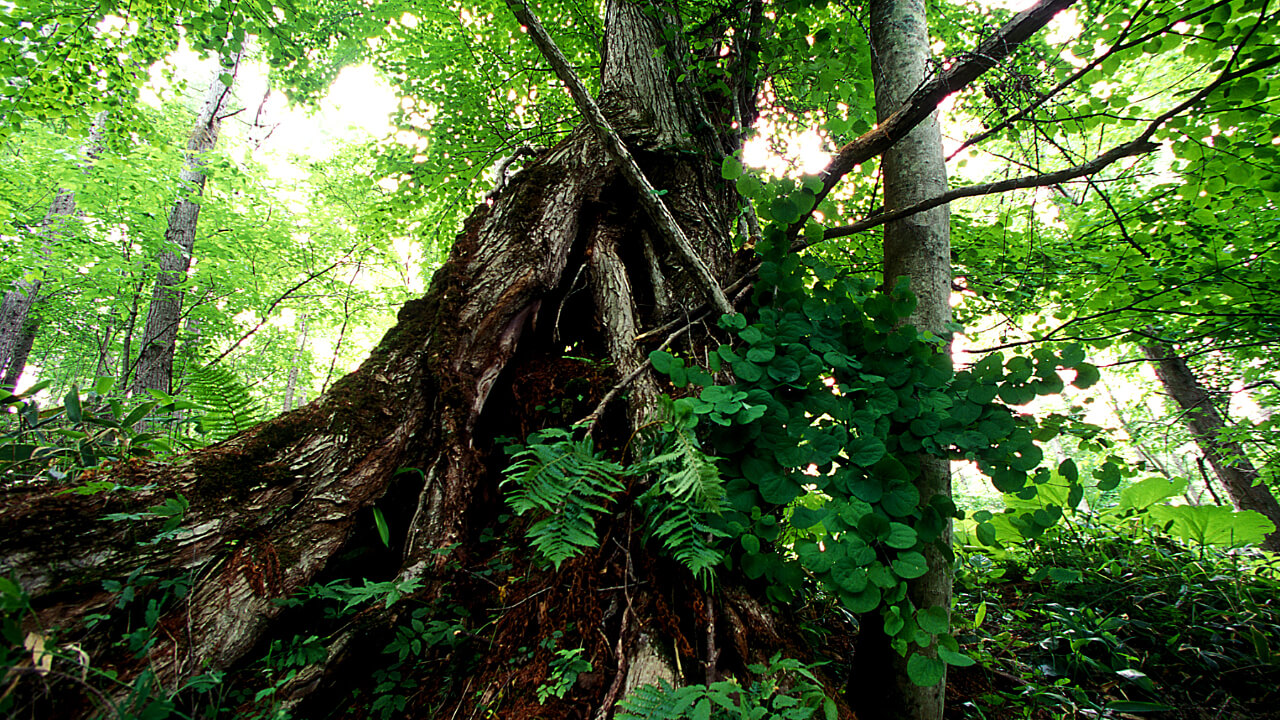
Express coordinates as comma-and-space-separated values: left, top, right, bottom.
504, 231, 1102, 687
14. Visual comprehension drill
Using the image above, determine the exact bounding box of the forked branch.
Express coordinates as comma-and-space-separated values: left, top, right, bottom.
505, 0, 733, 315
790, 0, 1079, 239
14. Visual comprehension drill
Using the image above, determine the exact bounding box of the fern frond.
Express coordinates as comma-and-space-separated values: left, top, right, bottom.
615, 681, 701, 720
502, 430, 627, 569
649, 504, 728, 584
637, 422, 730, 585
186, 366, 264, 440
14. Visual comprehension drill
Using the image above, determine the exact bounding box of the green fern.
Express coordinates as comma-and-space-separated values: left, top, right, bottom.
638, 411, 730, 585
614, 680, 701, 719
615, 654, 836, 719
502, 428, 627, 569
186, 366, 264, 441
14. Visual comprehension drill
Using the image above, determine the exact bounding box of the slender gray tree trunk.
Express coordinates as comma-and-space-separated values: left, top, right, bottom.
0, 111, 108, 390
1141, 343, 1280, 551
854, 1, 953, 718
282, 313, 308, 411
130, 50, 245, 396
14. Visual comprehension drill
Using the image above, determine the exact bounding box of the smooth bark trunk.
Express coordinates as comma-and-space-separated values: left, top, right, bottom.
130, 52, 245, 396
854, 1, 953, 719
1141, 343, 1280, 551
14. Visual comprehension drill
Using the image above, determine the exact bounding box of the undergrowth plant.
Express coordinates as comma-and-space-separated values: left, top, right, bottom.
615, 654, 836, 720
0, 379, 169, 484
953, 515, 1280, 718
0, 367, 268, 488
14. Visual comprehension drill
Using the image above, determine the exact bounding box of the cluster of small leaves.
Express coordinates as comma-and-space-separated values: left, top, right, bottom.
367, 604, 469, 720
954, 507, 1280, 717
287, 577, 425, 615
0, 379, 171, 485
537, 647, 593, 704
968, 464, 1276, 553
617, 653, 836, 720
103, 494, 191, 546
1, 565, 225, 718
0, 576, 30, 710
648, 236, 1097, 685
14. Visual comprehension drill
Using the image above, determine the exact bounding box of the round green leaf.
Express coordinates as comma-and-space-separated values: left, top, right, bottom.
1073, 363, 1101, 389
916, 606, 949, 634
891, 551, 929, 579
838, 585, 881, 613
758, 471, 801, 504
849, 476, 883, 503
830, 560, 868, 592
721, 156, 745, 180
907, 653, 945, 687
938, 648, 975, 667
879, 483, 920, 517
734, 360, 763, 382
885, 522, 918, 549
847, 436, 887, 467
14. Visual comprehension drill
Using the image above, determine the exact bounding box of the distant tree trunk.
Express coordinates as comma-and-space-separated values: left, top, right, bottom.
118, 276, 145, 388
853, 1, 953, 719
130, 51, 245, 396
0, 112, 107, 390
282, 313, 308, 411
0, 313, 38, 391
1141, 342, 1280, 551
92, 316, 116, 381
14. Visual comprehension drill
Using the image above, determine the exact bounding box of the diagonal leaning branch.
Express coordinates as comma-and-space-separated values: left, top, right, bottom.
808, 51, 1280, 249
804, 137, 1159, 249
505, 0, 733, 315
788, 0, 1079, 240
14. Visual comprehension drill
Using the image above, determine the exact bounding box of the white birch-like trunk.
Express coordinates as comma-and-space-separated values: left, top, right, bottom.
282, 313, 309, 411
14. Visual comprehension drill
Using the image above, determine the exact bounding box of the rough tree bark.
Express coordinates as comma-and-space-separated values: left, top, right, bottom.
0, 2, 1077, 717
852, 1, 953, 719
129, 51, 246, 396
0, 4, 773, 717
0, 111, 108, 391
1141, 342, 1280, 552
0, 315, 38, 392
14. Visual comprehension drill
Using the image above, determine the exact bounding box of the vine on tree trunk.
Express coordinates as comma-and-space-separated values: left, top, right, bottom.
498, 227, 1106, 692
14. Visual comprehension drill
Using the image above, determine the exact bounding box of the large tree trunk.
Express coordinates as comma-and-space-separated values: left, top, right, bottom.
853, 1, 954, 719
0, 5, 835, 718
0, 112, 107, 390
129, 51, 245, 396
1141, 342, 1280, 551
